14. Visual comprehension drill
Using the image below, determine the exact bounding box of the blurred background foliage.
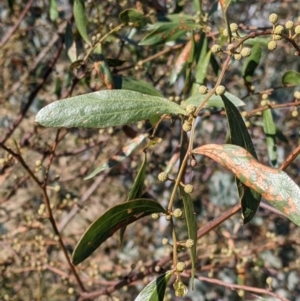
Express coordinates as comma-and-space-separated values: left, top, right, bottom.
0, 0, 300, 300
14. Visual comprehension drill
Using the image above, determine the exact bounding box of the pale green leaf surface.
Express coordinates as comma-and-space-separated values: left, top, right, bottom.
35, 90, 186, 129
113, 76, 163, 97
183, 91, 245, 109
282, 70, 300, 86
73, 0, 90, 45
134, 271, 172, 301
193, 144, 300, 227
72, 199, 166, 265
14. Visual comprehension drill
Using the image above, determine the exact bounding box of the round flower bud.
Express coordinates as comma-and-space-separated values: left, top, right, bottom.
292, 110, 298, 117
260, 100, 267, 106
215, 85, 226, 95
274, 25, 284, 34
273, 34, 282, 40
285, 21, 294, 29
295, 25, 300, 34
186, 104, 196, 114
182, 121, 192, 132
223, 28, 229, 37
199, 85, 208, 94
234, 53, 242, 60
268, 13, 278, 24
173, 208, 183, 218
230, 23, 238, 33
176, 262, 186, 272
245, 121, 251, 128
185, 239, 194, 248
241, 47, 251, 57
158, 172, 168, 182
227, 43, 235, 51
294, 90, 300, 99
262, 93, 269, 100
151, 213, 159, 220
162, 238, 169, 245
211, 44, 222, 53
184, 184, 194, 194
267, 40, 277, 50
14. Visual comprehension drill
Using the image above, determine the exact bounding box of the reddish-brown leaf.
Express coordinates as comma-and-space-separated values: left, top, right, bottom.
193, 144, 300, 226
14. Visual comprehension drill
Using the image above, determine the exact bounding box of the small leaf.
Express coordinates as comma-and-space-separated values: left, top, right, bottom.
282, 70, 300, 86
221, 94, 261, 224
242, 43, 261, 82
180, 187, 197, 288
49, 0, 59, 21
183, 92, 245, 109
35, 90, 186, 129
119, 9, 147, 28
263, 109, 277, 166
120, 153, 147, 243
193, 0, 202, 13
85, 135, 149, 180
140, 22, 201, 46
73, 0, 91, 45
134, 271, 172, 301
192, 144, 300, 227
113, 76, 163, 97
65, 22, 77, 62
72, 199, 166, 265
93, 52, 114, 90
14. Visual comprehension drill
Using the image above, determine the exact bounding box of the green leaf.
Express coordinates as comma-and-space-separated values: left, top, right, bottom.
35, 90, 186, 129
193, 0, 202, 14
85, 134, 149, 180
119, 9, 147, 28
65, 22, 77, 62
183, 92, 245, 109
180, 187, 197, 288
113, 76, 163, 97
72, 199, 166, 265
242, 44, 261, 82
73, 0, 91, 45
49, 0, 59, 21
221, 94, 261, 224
93, 52, 114, 90
120, 153, 147, 244
263, 109, 277, 166
282, 70, 300, 86
139, 22, 201, 46
220, 0, 232, 12
192, 144, 300, 227
134, 271, 172, 301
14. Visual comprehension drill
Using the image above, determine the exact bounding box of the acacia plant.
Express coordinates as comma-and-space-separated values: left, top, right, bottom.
1, 0, 300, 300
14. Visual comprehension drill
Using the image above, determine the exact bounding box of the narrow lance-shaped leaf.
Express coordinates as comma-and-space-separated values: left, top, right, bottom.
113, 75, 163, 97
134, 271, 173, 301
263, 109, 277, 166
139, 22, 201, 46
64, 22, 77, 62
119, 9, 148, 28
35, 90, 186, 129
72, 199, 166, 265
242, 43, 261, 83
192, 144, 300, 227
85, 134, 149, 180
282, 70, 300, 86
93, 46, 114, 90
49, 0, 59, 21
221, 94, 261, 224
183, 92, 245, 109
73, 0, 91, 45
120, 153, 147, 244
180, 187, 197, 288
